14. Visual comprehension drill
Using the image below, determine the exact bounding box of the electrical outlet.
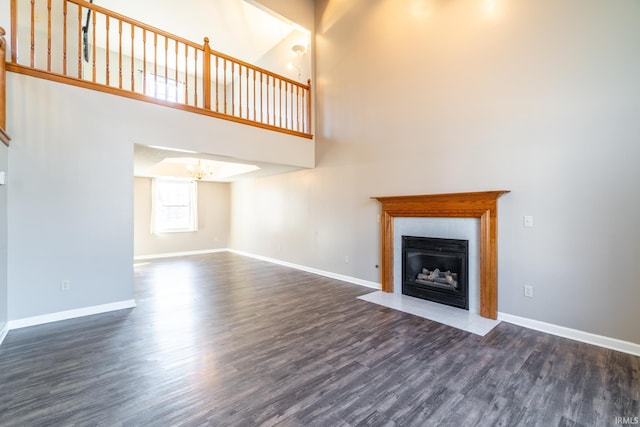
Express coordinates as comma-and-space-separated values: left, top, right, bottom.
61, 280, 71, 291
523, 215, 534, 228
524, 285, 533, 298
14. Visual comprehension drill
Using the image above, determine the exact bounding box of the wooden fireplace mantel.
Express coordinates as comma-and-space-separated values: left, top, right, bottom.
372, 191, 509, 319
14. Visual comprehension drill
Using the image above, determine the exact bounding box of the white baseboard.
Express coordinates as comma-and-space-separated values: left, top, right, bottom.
228, 250, 640, 356
134, 248, 228, 261
228, 249, 381, 290
5, 249, 636, 357
8, 299, 137, 330
0, 322, 9, 346
498, 312, 640, 357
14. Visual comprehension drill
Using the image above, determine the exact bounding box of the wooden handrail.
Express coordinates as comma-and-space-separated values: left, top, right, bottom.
1, 27, 11, 147
10, 0, 16, 63
9, 0, 312, 138
64, 0, 310, 90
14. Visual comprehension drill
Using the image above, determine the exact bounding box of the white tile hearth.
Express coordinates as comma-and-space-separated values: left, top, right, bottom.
357, 291, 501, 336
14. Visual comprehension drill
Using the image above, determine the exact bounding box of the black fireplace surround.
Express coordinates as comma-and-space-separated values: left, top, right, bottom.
402, 236, 469, 310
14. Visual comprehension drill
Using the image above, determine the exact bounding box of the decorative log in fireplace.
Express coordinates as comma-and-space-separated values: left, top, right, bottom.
416, 269, 458, 289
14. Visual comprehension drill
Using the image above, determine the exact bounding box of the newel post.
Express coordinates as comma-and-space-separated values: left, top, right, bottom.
203, 37, 211, 110
10, 0, 17, 62
306, 78, 312, 134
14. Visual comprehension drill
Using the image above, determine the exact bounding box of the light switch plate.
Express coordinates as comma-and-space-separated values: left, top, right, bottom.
524, 285, 534, 297
523, 215, 534, 228
0, 171, 6, 185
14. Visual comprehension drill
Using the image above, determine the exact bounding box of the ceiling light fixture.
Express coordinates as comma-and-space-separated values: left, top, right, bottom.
291, 44, 306, 56
289, 44, 306, 81
187, 159, 213, 180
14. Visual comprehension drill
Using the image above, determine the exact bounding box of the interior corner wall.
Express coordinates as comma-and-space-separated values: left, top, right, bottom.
252, 0, 315, 31
0, 0, 10, 332
255, 30, 312, 86
0, 143, 8, 331
230, 0, 640, 344
134, 177, 230, 257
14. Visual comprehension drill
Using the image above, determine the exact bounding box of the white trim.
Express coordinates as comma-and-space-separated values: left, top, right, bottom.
5, 247, 636, 357
134, 248, 228, 261
230, 250, 640, 356
7, 300, 137, 330
498, 312, 640, 357
228, 249, 381, 290
0, 322, 9, 346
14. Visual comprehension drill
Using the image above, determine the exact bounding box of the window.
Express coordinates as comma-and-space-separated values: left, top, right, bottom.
152, 179, 197, 233
146, 74, 181, 103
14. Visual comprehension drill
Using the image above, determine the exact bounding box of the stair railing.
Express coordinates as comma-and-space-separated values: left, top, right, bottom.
8, 0, 312, 138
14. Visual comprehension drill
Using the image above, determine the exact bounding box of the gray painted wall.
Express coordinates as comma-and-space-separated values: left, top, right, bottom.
6, 75, 135, 320
0, 143, 7, 331
0, 0, 9, 332
134, 177, 230, 257
230, 0, 640, 343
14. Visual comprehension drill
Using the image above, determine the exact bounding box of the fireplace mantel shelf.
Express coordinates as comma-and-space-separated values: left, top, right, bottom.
372, 190, 509, 320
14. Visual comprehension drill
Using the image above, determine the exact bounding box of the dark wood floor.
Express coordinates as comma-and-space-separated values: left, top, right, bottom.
0, 253, 638, 426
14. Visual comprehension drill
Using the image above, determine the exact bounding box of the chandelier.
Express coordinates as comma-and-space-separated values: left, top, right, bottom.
187, 159, 213, 180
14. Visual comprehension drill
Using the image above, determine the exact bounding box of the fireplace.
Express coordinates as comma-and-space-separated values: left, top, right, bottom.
402, 236, 469, 310
372, 191, 509, 319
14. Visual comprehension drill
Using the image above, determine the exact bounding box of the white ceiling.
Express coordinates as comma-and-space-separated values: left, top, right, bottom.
134, 145, 304, 183
97, 0, 298, 63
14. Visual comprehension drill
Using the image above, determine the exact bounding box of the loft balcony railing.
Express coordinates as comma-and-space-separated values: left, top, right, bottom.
1, 27, 10, 147
7, 0, 312, 138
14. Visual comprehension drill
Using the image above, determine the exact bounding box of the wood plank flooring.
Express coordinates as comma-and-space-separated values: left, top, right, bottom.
0, 252, 638, 426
